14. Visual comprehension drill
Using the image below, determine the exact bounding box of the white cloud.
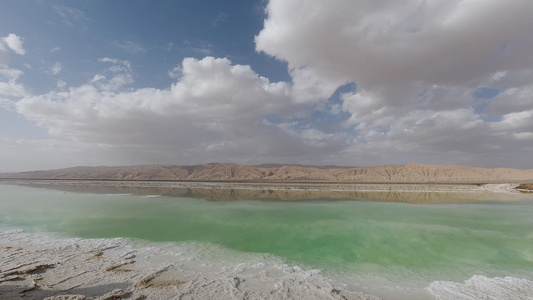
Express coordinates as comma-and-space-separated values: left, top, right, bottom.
111, 40, 147, 54
56, 80, 66, 89
168, 65, 182, 79
513, 132, 533, 141
487, 85, 533, 115
100, 74, 133, 92
53, 5, 90, 28
1, 34, 25, 66
180, 40, 214, 56
3, 2, 533, 170
0, 68, 27, 107
98, 57, 132, 71
256, 0, 533, 106
95, 58, 134, 91
90, 74, 106, 83
0, 138, 136, 172
49, 62, 63, 75
257, 0, 533, 89
382, 108, 485, 145
253, 0, 533, 168
0, 43, 7, 63
342, 90, 390, 130
491, 110, 533, 132
2, 34, 26, 55
15, 57, 340, 166
0, 36, 28, 108
289, 67, 345, 104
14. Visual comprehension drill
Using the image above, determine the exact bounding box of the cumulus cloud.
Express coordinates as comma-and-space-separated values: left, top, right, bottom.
0, 34, 28, 108
255, 0, 533, 167
486, 84, 533, 115
491, 110, 533, 133
1, 34, 26, 67
93, 58, 134, 91
0, 68, 27, 107
380, 108, 486, 152
15, 57, 341, 165
5, 2, 533, 170
2, 34, 26, 56
0, 68, 25, 95
257, 0, 533, 89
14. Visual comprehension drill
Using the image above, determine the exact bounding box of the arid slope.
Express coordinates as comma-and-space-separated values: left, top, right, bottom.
3, 163, 533, 183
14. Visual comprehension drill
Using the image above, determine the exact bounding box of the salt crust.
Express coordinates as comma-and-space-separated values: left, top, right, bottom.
0, 229, 378, 300
428, 275, 533, 300
2, 229, 532, 300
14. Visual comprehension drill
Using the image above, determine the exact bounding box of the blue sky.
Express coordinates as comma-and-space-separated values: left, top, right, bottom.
1, 0, 533, 171
1, 1, 287, 91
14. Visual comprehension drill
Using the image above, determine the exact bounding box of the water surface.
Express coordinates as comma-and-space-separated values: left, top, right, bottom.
1, 182, 532, 299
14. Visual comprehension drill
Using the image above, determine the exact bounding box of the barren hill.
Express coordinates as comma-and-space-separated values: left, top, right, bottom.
3, 163, 533, 183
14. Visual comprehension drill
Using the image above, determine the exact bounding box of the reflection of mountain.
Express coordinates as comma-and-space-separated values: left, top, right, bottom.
3, 163, 533, 183
11, 181, 533, 204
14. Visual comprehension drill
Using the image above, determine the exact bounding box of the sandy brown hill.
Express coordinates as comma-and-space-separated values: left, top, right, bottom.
2, 163, 533, 183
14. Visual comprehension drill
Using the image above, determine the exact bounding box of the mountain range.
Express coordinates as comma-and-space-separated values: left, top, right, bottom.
3, 163, 533, 183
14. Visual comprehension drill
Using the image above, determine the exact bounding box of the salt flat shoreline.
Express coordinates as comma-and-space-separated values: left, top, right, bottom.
1, 178, 530, 194
1, 177, 528, 186
2, 229, 533, 300
0, 230, 377, 300
2, 179, 531, 205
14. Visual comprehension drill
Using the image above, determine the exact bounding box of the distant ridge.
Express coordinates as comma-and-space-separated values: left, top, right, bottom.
254, 163, 356, 169
2, 163, 533, 183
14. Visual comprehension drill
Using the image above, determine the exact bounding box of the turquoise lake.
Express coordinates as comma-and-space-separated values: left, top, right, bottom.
1, 181, 532, 298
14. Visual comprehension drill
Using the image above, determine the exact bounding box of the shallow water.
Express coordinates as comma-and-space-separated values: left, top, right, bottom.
1, 182, 532, 299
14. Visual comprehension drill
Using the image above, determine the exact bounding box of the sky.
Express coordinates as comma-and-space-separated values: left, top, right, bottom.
1, 0, 533, 172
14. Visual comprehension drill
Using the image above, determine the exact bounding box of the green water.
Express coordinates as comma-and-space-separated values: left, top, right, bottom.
1, 183, 532, 284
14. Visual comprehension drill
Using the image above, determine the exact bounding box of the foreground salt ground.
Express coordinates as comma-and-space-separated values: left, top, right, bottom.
2, 230, 533, 300
0, 230, 377, 300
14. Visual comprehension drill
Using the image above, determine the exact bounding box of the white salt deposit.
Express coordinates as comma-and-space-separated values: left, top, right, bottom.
428, 275, 533, 300
2, 229, 533, 300
0, 229, 378, 300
